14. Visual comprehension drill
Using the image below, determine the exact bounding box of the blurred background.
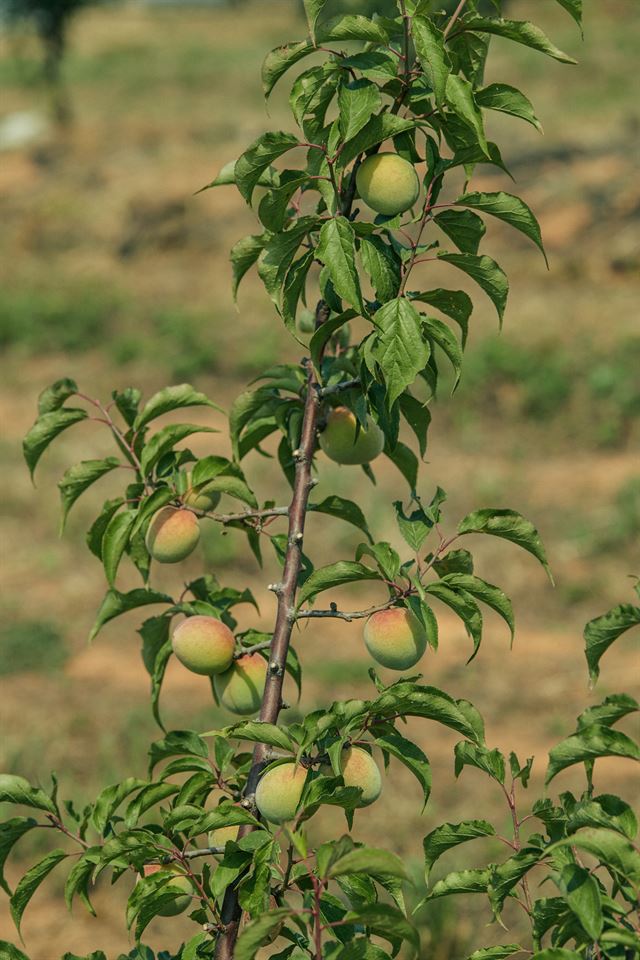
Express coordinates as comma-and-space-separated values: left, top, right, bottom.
0, 0, 638, 956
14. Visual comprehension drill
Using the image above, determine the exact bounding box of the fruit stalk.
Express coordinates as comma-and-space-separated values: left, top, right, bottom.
214, 324, 325, 958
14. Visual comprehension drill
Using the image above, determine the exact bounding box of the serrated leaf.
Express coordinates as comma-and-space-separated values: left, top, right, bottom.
343, 902, 419, 956
567, 794, 638, 840
438, 252, 508, 325
555, 863, 602, 939
0, 775, 57, 815
460, 17, 577, 65
547, 828, 640, 886
423, 820, 495, 879
434, 208, 485, 254
370, 683, 484, 744
475, 83, 541, 132
393, 501, 431, 552
442, 574, 514, 644
102, 510, 136, 587
37, 378, 78, 415
454, 741, 506, 783
235, 131, 300, 205
10, 850, 67, 933
64, 847, 101, 916
410, 288, 472, 347
317, 15, 388, 44
329, 847, 408, 880
316, 217, 364, 313
23, 408, 88, 480
58, 458, 121, 532
412, 16, 450, 106
221, 721, 295, 753
398, 393, 430, 458
235, 908, 292, 960
0, 819, 38, 895
91, 778, 148, 834
445, 74, 488, 156
546, 725, 640, 784
584, 602, 640, 683
89, 588, 172, 643
464, 948, 521, 960
310, 496, 373, 543
262, 40, 314, 99
384, 438, 419, 490
339, 114, 417, 167
0, 942, 30, 960
230, 234, 265, 302
554, 0, 582, 31
371, 298, 430, 408
134, 384, 221, 431
426, 867, 490, 900
457, 191, 547, 265
577, 693, 638, 731
139, 423, 217, 477
359, 235, 401, 303
303, 0, 328, 39
338, 79, 381, 143
422, 315, 462, 388
458, 508, 550, 578
373, 729, 431, 809
297, 561, 381, 609
425, 581, 483, 660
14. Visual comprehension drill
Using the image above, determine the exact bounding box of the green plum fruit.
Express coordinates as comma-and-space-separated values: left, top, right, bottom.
145, 506, 200, 563
298, 308, 316, 334
172, 615, 235, 676
364, 607, 428, 670
339, 746, 382, 807
213, 653, 266, 715
183, 471, 221, 512
255, 761, 308, 824
207, 824, 239, 854
356, 152, 420, 217
319, 407, 384, 465
140, 864, 192, 916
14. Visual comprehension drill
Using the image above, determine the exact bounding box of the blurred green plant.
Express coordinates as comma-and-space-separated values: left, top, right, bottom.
0, 620, 67, 676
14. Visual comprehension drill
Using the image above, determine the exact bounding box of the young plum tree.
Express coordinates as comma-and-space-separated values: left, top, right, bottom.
1, 3, 639, 960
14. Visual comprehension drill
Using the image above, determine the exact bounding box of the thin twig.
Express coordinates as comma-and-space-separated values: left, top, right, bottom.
443, 0, 468, 40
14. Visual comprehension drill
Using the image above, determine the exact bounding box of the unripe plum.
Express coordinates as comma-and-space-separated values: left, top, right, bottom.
183, 471, 221, 512
339, 746, 382, 807
145, 506, 200, 563
298, 308, 316, 334
319, 407, 384, 466
364, 607, 427, 670
207, 824, 239, 854
213, 653, 266, 715
255, 761, 308, 824
172, 615, 235, 676
356, 153, 420, 217
140, 864, 192, 916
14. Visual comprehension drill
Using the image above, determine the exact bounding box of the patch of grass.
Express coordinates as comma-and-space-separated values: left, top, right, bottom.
0, 285, 122, 354
0, 620, 67, 676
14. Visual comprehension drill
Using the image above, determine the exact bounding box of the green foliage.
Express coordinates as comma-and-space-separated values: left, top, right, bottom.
0, 620, 67, 676
3, 3, 638, 960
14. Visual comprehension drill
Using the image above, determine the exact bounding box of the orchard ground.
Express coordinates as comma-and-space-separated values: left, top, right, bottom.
0, 0, 638, 956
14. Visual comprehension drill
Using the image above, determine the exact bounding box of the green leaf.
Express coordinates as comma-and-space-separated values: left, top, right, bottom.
203, 474, 258, 508
64, 847, 101, 915
547, 828, 640, 886
371, 298, 430, 407
221, 721, 295, 753
475, 83, 542, 132
584, 602, 640, 683
316, 217, 364, 313
554, 0, 582, 31
310, 496, 373, 543
235, 908, 291, 960
0, 775, 57, 815
134, 384, 222, 431
460, 17, 577, 65
230, 234, 265, 301
329, 847, 408, 880
444, 74, 488, 156
373, 729, 431, 809
438, 252, 508, 326
458, 508, 550, 579
140, 423, 217, 477
412, 16, 450, 106
556, 863, 602, 939
37, 377, 78, 415
196, 159, 279, 193
577, 692, 638, 731
339, 114, 417, 167
130, 487, 175, 540
317, 15, 388, 44
23, 408, 88, 480
297, 561, 381, 608
235, 131, 300, 205
434, 208, 485, 255
10, 850, 67, 933
371, 683, 484, 745
258, 217, 318, 309
0, 941, 30, 960
546, 725, 640, 784
441, 574, 514, 645
529, 952, 581, 960
567, 794, 638, 840
488, 848, 542, 916
58, 458, 120, 532
86, 498, 124, 559
426, 867, 489, 900
398, 393, 430, 458
410, 288, 472, 346
149, 729, 208, 774
303, 0, 328, 39
359, 236, 401, 303
338, 79, 381, 143
424, 581, 483, 660
102, 510, 136, 587
456, 191, 547, 265
0, 819, 38, 895
89, 588, 172, 642
454, 741, 505, 783
343, 903, 419, 956
423, 820, 495, 879
422, 315, 463, 388
393, 501, 431, 552
384, 439, 419, 490
262, 40, 315, 99
464, 948, 521, 960
91, 778, 148, 834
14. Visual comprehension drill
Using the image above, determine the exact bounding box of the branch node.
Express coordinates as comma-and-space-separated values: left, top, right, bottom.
267, 582, 284, 595
269, 660, 283, 677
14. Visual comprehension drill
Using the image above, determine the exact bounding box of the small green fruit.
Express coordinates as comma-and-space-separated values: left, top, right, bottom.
140, 864, 192, 916
145, 506, 200, 563
319, 407, 384, 466
172, 616, 235, 676
214, 653, 266, 715
298, 308, 316, 334
340, 746, 382, 807
364, 607, 428, 670
255, 761, 308, 824
183, 471, 221, 512
356, 153, 420, 217
208, 824, 239, 854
